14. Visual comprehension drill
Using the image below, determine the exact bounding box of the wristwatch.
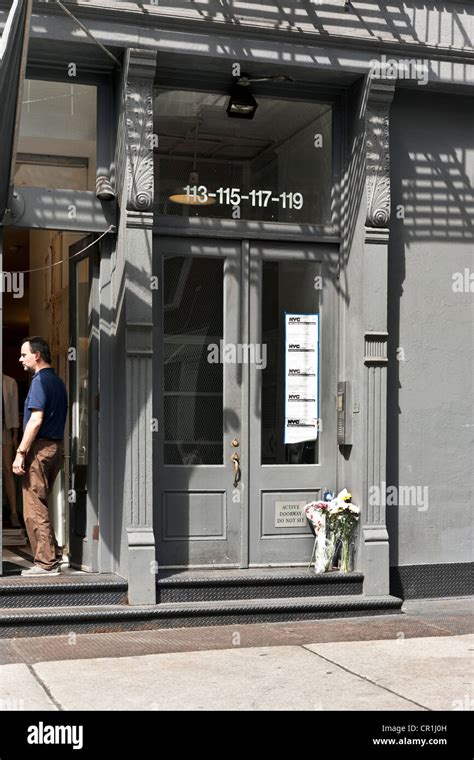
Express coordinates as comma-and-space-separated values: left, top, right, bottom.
16, 449, 26, 456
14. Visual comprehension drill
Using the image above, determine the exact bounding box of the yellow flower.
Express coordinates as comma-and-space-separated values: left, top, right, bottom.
337, 488, 352, 502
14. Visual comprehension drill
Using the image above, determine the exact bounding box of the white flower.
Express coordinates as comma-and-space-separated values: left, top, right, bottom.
328, 497, 345, 514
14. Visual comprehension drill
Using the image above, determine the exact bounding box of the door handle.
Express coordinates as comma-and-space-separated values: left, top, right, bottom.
231, 451, 241, 488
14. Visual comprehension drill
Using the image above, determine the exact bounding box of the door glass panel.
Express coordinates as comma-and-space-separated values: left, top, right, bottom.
163, 256, 224, 464
75, 257, 89, 466
261, 260, 320, 465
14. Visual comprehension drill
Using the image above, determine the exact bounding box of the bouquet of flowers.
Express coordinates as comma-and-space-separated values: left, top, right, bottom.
305, 489, 361, 573
327, 489, 361, 572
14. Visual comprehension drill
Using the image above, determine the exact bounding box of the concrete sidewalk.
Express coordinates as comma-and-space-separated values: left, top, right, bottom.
1, 634, 473, 711
0, 598, 472, 711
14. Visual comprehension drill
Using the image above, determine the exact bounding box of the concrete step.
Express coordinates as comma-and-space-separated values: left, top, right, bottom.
0, 573, 128, 608
0, 594, 403, 638
157, 569, 364, 603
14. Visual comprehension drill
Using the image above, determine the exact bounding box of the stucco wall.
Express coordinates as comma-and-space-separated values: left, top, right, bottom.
387, 88, 473, 566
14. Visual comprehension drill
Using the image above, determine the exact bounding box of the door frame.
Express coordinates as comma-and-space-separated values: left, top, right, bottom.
68, 234, 100, 571
0, 229, 4, 575
153, 232, 341, 569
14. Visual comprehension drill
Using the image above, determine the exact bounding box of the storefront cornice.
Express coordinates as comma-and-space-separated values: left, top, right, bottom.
6, 0, 472, 65
0, 10, 471, 92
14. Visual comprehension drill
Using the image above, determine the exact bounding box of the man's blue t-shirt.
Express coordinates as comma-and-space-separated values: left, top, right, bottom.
23, 368, 68, 440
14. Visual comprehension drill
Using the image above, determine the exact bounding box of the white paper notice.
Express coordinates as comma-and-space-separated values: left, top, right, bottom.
284, 313, 319, 444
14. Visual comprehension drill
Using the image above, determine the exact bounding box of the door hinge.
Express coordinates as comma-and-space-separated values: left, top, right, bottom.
92, 525, 99, 541
94, 393, 100, 411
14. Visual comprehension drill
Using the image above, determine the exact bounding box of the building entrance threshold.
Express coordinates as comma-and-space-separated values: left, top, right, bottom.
0, 569, 127, 604
0, 564, 402, 639
1, 547, 90, 577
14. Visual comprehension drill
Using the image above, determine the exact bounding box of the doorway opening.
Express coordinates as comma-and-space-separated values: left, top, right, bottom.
1, 227, 88, 576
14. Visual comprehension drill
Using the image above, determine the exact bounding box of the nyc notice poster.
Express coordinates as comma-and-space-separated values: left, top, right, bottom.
284, 313, 319, 444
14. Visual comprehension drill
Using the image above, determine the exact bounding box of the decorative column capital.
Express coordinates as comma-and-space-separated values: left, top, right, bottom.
127, 48, 157, 80
116, 48, 157, 215
365, 82, 395, 232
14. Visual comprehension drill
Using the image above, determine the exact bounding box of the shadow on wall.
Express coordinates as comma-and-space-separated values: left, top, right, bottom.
137, 1, 472, 51
339, 75, 371, 307
400, 151, 473, 243
387, 89, 474, 567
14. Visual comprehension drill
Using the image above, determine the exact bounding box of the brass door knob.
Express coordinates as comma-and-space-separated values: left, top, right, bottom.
231, 438, 239, 447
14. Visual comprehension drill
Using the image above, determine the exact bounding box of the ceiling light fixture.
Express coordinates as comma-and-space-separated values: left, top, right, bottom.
227, 85, 258, 120
168, 109, 216, 206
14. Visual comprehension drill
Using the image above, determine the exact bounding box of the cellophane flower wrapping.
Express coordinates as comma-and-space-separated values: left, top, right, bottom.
304, 501, 331, 573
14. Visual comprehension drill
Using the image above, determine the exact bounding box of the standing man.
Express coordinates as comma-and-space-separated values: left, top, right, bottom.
12, 337, 68, 575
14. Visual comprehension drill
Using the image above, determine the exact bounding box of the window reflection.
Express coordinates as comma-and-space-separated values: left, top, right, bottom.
154, 89, 332, 225
14, 80, 97, 191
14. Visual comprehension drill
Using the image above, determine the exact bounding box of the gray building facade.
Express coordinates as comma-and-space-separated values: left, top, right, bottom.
0, 1, 472, 612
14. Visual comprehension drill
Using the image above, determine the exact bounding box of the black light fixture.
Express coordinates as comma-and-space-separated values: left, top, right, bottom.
96, 175, 116, 201
226, 73, 295, 119
227, 84, 258, 120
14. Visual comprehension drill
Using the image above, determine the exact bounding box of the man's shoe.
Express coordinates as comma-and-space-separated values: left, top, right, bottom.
21, 564, 61, 576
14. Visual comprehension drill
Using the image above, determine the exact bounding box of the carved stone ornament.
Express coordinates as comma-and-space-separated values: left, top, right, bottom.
365, 85, 394, 228
125, 81, 154, 212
